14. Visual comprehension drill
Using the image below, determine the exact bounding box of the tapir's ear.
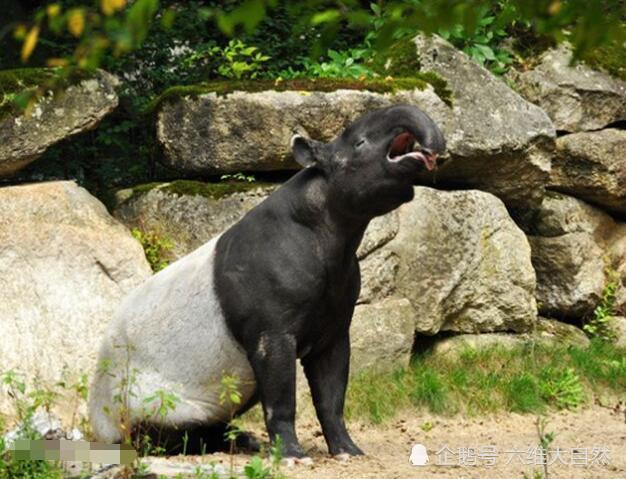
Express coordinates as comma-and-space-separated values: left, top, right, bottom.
291, 134, 325, 168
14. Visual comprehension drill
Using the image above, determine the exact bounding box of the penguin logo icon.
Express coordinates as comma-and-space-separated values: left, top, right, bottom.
409, 444, 429, 466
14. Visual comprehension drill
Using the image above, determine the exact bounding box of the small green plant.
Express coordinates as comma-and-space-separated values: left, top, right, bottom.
584, 272, 619, 342
131, 228, 173, 272
56, 368, 89, 434
243, 456, 271, 479
190, 466, 221, 479
439, 15, 513, 74
218, 40, 271, 80
277, 48, 374, 79
192, 466, 221, 479
522, 417, 555, 479
539, 368, 585, 410
183, 40, 270, 80
420, 421, 434, 432
220, 172, 256, 183
0, 371, 66, 479
141, 389, 180, 456
268, 435, 284, 478
219, 374, 243, 477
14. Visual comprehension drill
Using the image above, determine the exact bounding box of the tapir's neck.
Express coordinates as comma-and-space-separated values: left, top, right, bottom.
284, 168, 369, 260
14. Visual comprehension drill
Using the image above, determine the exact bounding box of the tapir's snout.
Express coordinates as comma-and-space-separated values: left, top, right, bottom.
381, 104, 446, 172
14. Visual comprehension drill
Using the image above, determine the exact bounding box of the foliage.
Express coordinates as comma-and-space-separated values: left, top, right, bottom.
585, 42, 626, 81
538, 367, 585, 410
345, 339, 626, 422
220, 172, 256, 183
438, 14, 513, 74
276, 48, 374, 79
584, 272, 619, 342
215, 39, 270, 79
143, 389, 180, 423
0, 370, 87, 479
243, 456, 271, 479
131, 228, 173, 272
310, 0, 626, 66
219, 374, 243, 477
522, 417, 555, 479
11, 0, 161, 68
181, 39, 270, 80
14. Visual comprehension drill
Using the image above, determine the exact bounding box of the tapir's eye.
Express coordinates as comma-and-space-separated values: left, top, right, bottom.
354, 138, 366, 149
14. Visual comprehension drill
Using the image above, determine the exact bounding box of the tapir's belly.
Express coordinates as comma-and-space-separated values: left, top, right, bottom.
109, 236, 256, 426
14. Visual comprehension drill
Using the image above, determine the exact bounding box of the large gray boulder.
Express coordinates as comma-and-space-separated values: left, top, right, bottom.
0, 181, 151, 418
528, 233, 606, 318
113, 181, 276, 259
157, 86, 450, 174
350, 297, 417, 373
551, 129, 626, 216
413, 35, 556, 208
384, 187, 537, 334
512, 45, 626, 132
521, 192, 626, 318
0, 70, 119, 177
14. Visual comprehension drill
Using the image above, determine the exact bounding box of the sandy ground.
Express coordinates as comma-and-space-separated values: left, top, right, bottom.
161, 404, 626, 479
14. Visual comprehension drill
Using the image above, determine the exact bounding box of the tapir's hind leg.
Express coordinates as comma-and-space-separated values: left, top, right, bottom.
134, 392, 262, 455
135, 422, 261, 455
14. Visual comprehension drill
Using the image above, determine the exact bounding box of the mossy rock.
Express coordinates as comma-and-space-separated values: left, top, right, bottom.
370, 37, 452, 106
113, 180, 277, 259
0, 68, 117, 178
118, 179, 276, 205
535, 318, 590, 347
145, 75, 451, 114
0, 67, 93, 120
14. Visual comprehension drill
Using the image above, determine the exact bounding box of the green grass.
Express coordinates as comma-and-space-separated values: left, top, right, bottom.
345, 339, 626, 423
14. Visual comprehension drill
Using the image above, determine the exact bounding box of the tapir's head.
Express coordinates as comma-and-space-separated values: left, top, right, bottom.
291, 104, 446, 218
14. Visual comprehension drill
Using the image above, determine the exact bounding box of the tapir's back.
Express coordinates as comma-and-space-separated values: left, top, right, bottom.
89, 236, 256, 442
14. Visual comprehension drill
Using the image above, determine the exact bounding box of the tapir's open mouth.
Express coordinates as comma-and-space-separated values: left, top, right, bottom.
386, 131, 438, 171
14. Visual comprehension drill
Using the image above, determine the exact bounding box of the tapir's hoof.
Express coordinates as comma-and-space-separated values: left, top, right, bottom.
281, 456, 314, 467
334, 453, 351, 462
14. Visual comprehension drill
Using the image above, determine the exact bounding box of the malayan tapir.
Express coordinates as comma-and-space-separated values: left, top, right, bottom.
89, 104, 445, 461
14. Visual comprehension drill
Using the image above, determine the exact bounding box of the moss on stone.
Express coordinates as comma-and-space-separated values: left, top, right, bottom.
585, 43, 626, 82
127, 180, 275, 202
370, 37, 452, 106
0, 67, 93, 120
371, 37, 422, 77
162, 179, 274, 199
130, 181, 164, 196
144, 75, 451, 114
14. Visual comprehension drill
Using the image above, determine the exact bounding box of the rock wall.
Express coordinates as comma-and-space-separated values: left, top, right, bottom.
0, 37, 624, 421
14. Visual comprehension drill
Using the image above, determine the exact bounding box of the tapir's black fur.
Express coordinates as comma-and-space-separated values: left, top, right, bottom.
214, 104, 445, 458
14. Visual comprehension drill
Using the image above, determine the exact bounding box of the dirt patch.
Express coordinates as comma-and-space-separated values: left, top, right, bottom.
163, 405, 626, 479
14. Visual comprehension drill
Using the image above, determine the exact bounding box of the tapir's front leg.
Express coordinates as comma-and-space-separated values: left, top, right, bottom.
302, 333, 364, 456
247, 333, 305, 458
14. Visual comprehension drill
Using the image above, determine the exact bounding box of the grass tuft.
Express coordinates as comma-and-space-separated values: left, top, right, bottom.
346, 339, 626, 423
